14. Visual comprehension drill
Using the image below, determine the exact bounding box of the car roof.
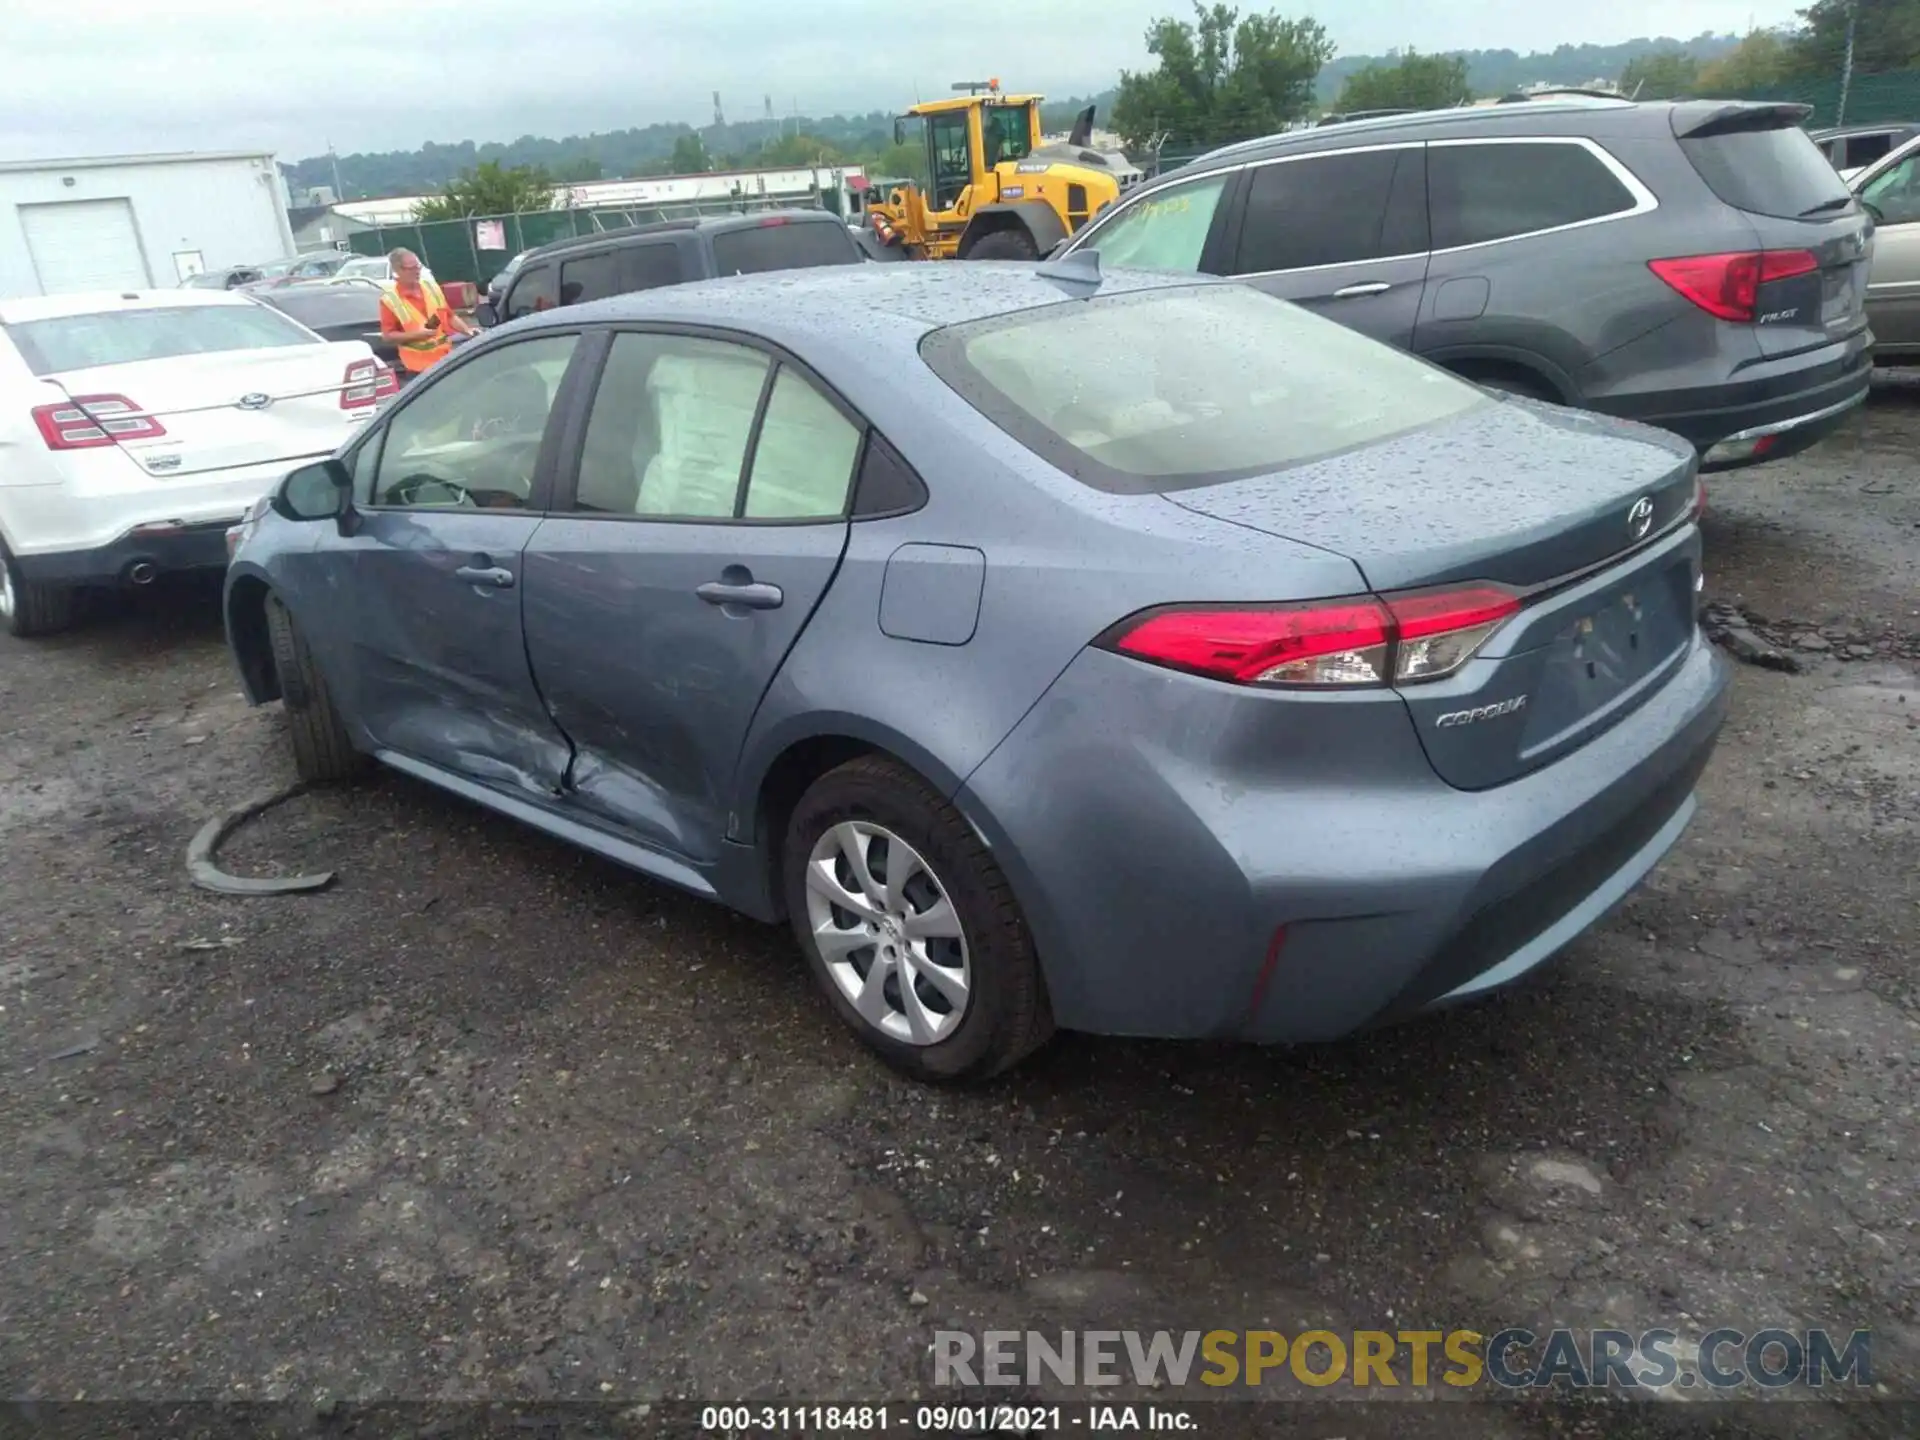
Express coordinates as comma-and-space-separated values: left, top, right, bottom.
507, 260, 1206, 359
0, 288, 262, 323
1150, 95, 1733, 183
519, 208, 844, 264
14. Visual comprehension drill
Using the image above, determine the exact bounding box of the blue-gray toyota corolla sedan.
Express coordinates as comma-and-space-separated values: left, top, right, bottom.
224, 261, 1730, 1082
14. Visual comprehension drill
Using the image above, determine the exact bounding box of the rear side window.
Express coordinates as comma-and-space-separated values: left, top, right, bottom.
710, 221, 859, 275
1231, 148, 1427, 273
920, 283, 1488, 495
622, 242, 686, 291
1679, 124, 1851, 219
4, 305, 317, 375
505, 263, 557, 320
558, 250, 620, 306
1429, 141, 1639, 249
1845, 133, 1895, 169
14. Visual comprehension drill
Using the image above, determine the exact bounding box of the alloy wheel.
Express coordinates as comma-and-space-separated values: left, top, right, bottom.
803, 820, 971, 1046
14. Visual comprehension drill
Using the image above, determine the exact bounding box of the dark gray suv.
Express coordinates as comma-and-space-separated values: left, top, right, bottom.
1061, 97, 1873, 470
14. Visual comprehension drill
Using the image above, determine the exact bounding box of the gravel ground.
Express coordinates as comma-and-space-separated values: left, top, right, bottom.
1, 385, 1916, 1440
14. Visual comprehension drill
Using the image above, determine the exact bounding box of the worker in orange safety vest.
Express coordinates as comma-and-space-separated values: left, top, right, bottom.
378, 248, 475, 377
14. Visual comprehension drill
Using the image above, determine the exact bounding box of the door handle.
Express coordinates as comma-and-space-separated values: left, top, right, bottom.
1332, 281, 1392, 299
454, 564, 515, 588
696, 580, 784, 610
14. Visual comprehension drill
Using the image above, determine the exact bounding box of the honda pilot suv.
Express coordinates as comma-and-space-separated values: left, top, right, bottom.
1061, 98, 1873, 470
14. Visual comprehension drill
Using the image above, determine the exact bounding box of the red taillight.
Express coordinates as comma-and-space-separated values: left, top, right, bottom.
31, 394, 166, 450
1692, 474, 1709, 520
759, 215, 791, 227
341, 359, 399, 409
1101, 584, 1523, 689
1647, 249, 1818, 323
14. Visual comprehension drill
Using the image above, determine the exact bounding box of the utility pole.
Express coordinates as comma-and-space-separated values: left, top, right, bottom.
1837, 0, 1858, 127
328, 140, 345, 203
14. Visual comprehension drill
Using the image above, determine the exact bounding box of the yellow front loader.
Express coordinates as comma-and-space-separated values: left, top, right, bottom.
861, 80, 1145, 262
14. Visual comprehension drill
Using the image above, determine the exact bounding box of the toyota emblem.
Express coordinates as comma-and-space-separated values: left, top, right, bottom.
1627, 495, 1655, 541
237, 392, 271, 411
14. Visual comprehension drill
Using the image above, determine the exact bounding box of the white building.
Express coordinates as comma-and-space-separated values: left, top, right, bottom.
0, 151, 297, 299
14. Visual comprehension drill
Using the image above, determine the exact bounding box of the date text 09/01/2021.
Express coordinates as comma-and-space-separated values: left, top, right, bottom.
700, 1404, 1191, 1432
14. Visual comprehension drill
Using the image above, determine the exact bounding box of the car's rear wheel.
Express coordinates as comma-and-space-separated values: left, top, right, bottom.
0, 542, 77, 639
783, 756, 1053, 1082
965, 228, 1040, 262
263, 592, 369, 783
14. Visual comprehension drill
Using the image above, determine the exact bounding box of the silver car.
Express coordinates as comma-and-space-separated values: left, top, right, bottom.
223, 262, 1729, 1083
1853, 131, 1920, 360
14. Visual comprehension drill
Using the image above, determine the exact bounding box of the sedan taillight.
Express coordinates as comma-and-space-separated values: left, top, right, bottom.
1096, 584, 1523, 688
31, 394, 167, 450
341, 359, 399, 409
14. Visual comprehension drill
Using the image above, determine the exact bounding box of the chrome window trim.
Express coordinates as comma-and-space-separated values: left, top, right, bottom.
1069, 134, 1659, 278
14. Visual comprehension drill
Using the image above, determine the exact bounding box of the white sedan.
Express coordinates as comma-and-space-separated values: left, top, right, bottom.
0, 288, 397, 637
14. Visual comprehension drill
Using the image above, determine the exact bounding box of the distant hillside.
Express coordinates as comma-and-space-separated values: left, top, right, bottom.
282, 91, 1120, 201
284, 33, 1751, 201
1318, 33, 1744, 101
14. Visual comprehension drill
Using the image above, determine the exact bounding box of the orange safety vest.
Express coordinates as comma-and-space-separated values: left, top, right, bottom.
382, 277, 453, 372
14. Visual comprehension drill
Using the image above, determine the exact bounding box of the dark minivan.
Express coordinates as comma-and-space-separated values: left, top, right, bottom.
481, 209, 864, 327
1061, 97, 1874, 470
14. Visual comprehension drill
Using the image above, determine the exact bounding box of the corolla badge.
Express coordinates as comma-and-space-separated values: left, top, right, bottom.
236, 392, 272, 410
1628, 495, 1655, 541
1435, 695, 1528, 728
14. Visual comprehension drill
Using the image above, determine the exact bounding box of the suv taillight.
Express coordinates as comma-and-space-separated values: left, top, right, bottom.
1648, 249, 1818, 323
1095, 584, 1523, 688
342, 359, 399, 409
31, 394, 166, 450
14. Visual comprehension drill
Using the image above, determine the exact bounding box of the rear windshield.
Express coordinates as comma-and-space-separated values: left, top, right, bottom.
919, 284, 1489, 494
261, 290, 382, 329
1679, 124, 1852, 219
4, 305, 318, 376
710, 220, 860, 276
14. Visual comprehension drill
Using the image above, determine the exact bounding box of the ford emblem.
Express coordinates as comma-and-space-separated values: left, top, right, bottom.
237, 392, 272, 410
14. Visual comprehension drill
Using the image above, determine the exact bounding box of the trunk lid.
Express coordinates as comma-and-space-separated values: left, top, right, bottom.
48, 342, 377, 477
1163, 398, 1703, 789
1671, 101, 1873, 357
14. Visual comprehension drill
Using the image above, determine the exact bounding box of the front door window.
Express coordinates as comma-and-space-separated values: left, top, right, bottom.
928, 112, 973, 211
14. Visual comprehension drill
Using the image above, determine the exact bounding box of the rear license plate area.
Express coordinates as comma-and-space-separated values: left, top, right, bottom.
1520, 557, 1695, 752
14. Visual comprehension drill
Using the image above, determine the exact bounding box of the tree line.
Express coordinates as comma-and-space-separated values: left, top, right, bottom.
287, 0, 1920, 215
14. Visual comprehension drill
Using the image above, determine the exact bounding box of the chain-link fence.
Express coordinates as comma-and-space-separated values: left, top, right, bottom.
346, 193, 829, 286
1717, 69, 1920, 128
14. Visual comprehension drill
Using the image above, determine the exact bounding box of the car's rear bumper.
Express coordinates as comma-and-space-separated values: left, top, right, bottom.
9, 517, 238, 585
956, 633, 1730, 1044
1, 451, 331, 584
1597, 333, 1872, 470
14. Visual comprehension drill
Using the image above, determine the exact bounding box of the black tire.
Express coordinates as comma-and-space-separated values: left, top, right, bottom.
263, 592, 369, 783
0, 541, 77, 639
782, 755, 1054, 1082
965, 228, 1041, 262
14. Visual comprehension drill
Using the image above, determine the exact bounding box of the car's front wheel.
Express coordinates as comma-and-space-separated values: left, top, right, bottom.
0, 543, 77, 638
263, 592, 370, 783
783, 756, 1053, 1082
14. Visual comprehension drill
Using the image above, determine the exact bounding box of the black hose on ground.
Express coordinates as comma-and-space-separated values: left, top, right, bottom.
186, 782, 337, 896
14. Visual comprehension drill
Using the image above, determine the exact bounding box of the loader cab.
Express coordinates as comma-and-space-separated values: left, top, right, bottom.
893, 88, 1043, 213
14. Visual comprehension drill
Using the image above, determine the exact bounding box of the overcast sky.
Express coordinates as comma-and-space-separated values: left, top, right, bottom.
1, 0, 1800, 164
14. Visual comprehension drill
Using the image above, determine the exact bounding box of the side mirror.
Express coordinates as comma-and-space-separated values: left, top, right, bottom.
893, 118, 906, 147
1861, 197, 1884, 226
272, 458, 352, 523
476, 300, 499, 327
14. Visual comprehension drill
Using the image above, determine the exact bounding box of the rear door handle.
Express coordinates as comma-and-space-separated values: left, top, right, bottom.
696, 580, 784, 610
1332, 281, 1392, 299
454, 564, 515, 588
